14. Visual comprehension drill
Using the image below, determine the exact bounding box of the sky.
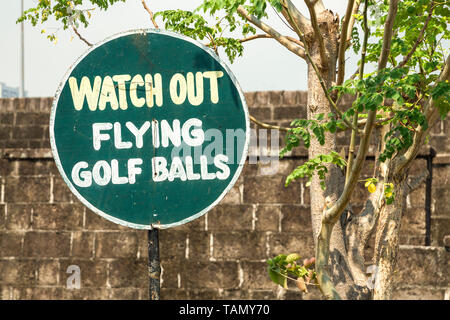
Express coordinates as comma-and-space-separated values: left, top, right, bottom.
1, 0, 357, 97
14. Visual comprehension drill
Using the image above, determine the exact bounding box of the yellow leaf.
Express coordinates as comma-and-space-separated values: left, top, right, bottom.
385, 191, 393, 198
286, 253, 301, 263
365, 180, 371, 188
368, 183, 376, 193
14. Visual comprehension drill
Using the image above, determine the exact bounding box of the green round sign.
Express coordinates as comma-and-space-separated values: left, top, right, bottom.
50, 29, 249, 229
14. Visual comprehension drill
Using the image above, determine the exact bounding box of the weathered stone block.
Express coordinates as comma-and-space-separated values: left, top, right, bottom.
108, 258, 147, 288
207, 204, 253, 231
16, 159, 58, 177
212, 232, 266, 260
109, 288, 140, 300
268, 232, 314, 258
95, 232, 139, 258
84, 208, 128, 231
433, 187, 450, 217
182, 261, 239, 289
0, 259, 36, 285
186, 231, 210, 261
52, 176, 73, 202
159, 229, 187, 261
61, 288, 107, 300
244, 92, 256, 107
0, 231, 23, 256
23, 231, 71, 257
14, 287, 63, 300
5, 204, 32, 230
240, 261, 275, 290
71, 231, 95, 258
244, 176, 300, 204
32, 203, 84, 230
37, 260, 59, 285
255, 204, 280, 232
12, 125, 45, 140
393, 286, 445, 300
280, 204, 312, 233
273, 106, 306, 120
254, 92, 270, 106
248, 107, 271, 121
400, 208, 426, 240
394, 246, 446, 286
5, 177, 50, 203
431, 217, 450, 247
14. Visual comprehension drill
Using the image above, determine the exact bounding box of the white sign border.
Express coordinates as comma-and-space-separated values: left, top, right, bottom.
49, 28, 250, 230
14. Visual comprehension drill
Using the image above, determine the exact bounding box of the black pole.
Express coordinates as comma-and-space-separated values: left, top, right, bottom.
148, 228, 161, 300
424, 148, 435, 246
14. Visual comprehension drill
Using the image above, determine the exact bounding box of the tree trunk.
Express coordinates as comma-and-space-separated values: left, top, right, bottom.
305, 9, 368, 300
372, 171, 407, 299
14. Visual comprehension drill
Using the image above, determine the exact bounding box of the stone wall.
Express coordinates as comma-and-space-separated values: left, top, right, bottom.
0, 93, 448, 300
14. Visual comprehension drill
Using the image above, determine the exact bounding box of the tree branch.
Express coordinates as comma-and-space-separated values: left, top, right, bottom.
280, 2, 360, 134
395, 54, 450, 175
378, 0, 399, 70
236, 6, 306, 60
315, 0, 399, 300
346, 186, 385, 286
239, 34, 304, 47
239, 34, 271, 43
397, 1, 434, 68
305, 0, 327, 69
141, 0, 159, 28
337, 0, 356, 85
280, 0, 311, 34
250, 115, 290, 132
346, 0, 369, 184
345, 0, 361, 46
72, 26, 92, 47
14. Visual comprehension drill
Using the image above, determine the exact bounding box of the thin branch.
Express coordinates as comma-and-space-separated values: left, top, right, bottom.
250, 115, 290, 132
285, 36, 305, 47
397, 1, 434, 68
345, 0, 361, 46
346, 0, 369, 184
395, 54, 450, 175
72, 26, 92, 47
270, 3, 295, 32
280, 0, 312, 34
141, 0, 159, 29
337, 0, 356, 86
281, 2, 360, 133
326, 0, 398, 223
239, 34, 272, 43
239, 34, 304, 47
378, 1, 399, 70
305, 0, 327, 69
236, 6, 307, 60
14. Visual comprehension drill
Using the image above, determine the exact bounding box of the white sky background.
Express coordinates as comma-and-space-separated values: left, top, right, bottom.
1, 0, 358, 97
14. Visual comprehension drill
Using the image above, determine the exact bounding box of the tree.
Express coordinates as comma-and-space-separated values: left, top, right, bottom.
19, 0, 449, 300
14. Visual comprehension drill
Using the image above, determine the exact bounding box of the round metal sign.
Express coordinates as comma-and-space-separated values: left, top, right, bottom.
50, 29, 249, 229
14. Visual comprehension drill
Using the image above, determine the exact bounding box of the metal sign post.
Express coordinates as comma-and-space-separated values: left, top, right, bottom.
148, 228, 160, 300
